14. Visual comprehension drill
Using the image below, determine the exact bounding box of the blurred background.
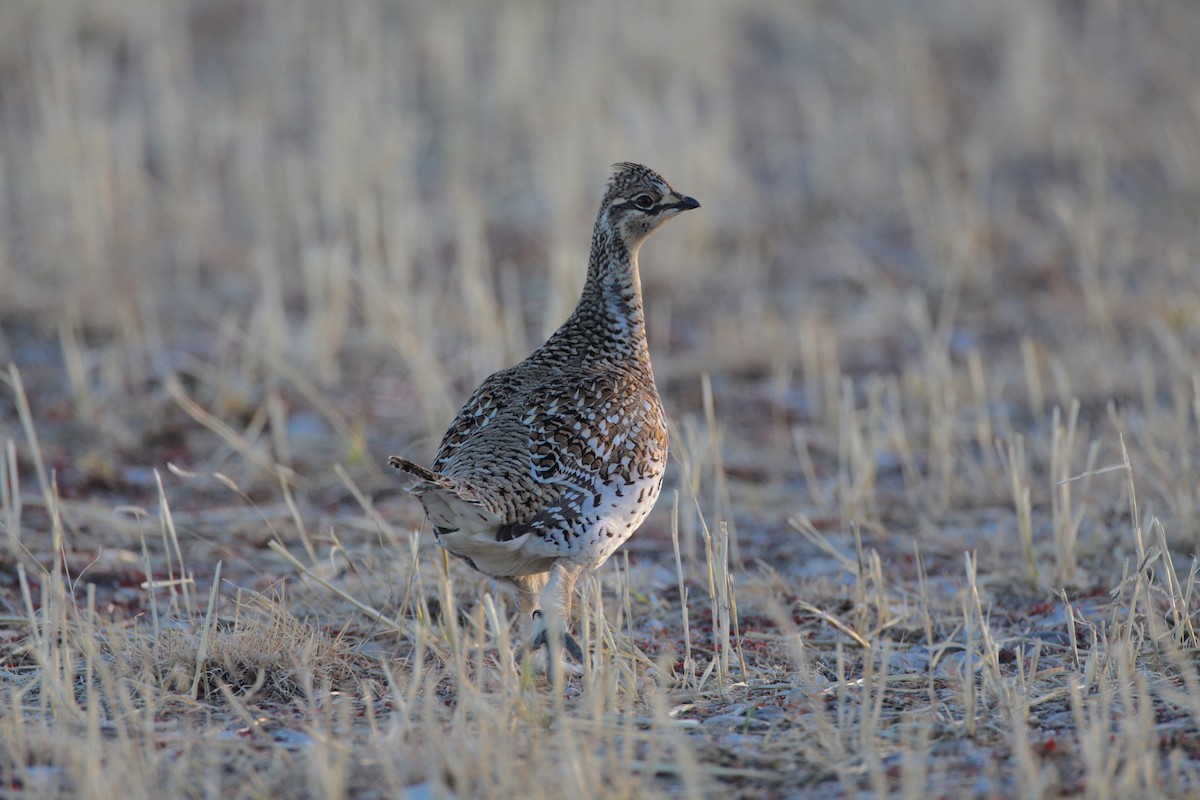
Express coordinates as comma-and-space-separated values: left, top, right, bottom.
1, 0, 1199, 562
6, 5, 1200, 795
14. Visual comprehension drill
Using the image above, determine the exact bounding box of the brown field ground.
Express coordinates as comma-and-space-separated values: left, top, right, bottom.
3, 1, 1200, 797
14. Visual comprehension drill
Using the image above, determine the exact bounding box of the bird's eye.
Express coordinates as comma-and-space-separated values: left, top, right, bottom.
634, 194, 656, 210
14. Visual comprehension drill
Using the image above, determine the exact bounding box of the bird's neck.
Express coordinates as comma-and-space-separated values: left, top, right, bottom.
540, 226, 652, 370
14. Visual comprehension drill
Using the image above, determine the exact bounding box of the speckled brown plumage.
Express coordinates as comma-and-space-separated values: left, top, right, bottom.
390, 163, 699, 665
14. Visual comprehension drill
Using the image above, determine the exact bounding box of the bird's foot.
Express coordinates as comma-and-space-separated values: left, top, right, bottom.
515, 611, 584, 675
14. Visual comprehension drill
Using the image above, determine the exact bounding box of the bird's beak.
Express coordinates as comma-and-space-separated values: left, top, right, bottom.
673, 196, 701, 211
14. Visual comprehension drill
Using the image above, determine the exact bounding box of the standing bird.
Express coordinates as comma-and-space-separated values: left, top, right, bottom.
390, 163, 699, 666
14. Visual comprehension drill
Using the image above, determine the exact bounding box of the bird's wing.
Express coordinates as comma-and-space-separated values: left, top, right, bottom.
403, 367, 665, 546
493, 370, 667, 544
431, 365, 524, 472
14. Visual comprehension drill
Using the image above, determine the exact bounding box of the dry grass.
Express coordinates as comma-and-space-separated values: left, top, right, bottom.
2, 0, 1200, 797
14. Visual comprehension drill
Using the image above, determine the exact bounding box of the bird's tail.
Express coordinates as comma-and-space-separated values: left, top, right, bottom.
388, 455, 498, 533
388, 455, 479, 500
388, 455, 443, 484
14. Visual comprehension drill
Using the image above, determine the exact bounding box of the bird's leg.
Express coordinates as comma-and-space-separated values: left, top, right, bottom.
534, 561, 585, 664
513, 562, 584, 670
511, 572, 548, 647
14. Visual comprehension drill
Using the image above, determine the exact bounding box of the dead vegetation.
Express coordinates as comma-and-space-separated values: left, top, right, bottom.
2, 0, 1200, 797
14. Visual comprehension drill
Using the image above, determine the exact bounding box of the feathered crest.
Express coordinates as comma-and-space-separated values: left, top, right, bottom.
604, 162, 668, 202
